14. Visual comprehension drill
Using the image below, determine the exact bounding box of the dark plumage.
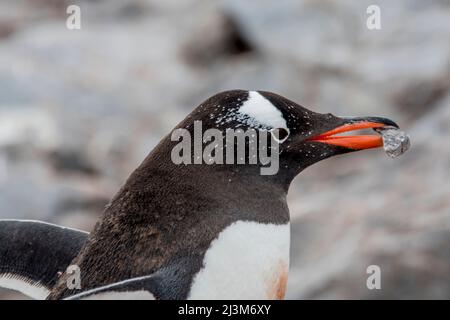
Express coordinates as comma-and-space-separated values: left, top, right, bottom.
0, 90, 399, 300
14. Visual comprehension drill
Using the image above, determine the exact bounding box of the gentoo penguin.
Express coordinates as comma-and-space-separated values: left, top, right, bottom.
0, 90, 399, 300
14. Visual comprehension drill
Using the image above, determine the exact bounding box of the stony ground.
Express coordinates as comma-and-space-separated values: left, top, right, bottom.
0, 0, 449, 299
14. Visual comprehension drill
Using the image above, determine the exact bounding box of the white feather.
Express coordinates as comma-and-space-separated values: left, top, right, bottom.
188, 221, 290, 299
74, 290, 155, 300
0, 219, 89, 234
239, 91, 287, 129
0, 274, 50, 300
65, 275, 156, 300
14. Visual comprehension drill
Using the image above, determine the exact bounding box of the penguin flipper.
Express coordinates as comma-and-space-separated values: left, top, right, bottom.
66, 255, 202, 300
65, 275, 157, 300
0, 219, 88, 299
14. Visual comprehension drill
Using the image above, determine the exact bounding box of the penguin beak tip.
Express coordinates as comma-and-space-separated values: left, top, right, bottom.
343, 116, 399, 129
308, 116, 399, 150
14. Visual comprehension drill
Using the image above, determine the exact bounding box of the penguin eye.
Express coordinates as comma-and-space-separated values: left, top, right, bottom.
270, 128, 290, 143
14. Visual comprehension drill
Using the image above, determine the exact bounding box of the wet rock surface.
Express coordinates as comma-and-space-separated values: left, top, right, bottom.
1, 0, 450, 299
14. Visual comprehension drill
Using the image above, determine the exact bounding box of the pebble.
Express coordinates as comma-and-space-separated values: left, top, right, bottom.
376, 126, 411, 158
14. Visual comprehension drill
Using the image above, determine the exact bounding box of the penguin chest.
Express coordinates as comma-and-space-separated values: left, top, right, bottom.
188, 221, 290, 300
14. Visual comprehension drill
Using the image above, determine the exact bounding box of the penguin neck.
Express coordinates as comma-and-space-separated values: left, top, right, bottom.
112, 138, 291, 226
126, 138, 293, 198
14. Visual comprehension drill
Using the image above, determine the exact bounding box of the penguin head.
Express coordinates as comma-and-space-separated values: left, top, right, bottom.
248, 90, 399, 171
172, 90, 398, 183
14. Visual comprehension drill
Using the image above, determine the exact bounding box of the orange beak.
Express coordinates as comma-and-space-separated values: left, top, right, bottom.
307, 122, 386, 150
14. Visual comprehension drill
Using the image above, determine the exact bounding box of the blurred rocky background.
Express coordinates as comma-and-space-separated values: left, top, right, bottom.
0, 0, 449, 299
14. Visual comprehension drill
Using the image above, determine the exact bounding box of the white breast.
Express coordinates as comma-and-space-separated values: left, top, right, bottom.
188, 221, 290, 300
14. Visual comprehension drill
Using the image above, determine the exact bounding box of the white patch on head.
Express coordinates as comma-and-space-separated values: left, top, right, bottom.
0, 274, 50, 300
188, 221, 290, 300
238, 91, 287, 129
